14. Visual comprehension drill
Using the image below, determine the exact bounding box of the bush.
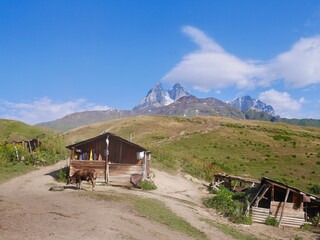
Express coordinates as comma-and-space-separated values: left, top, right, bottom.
265, 216, 278, 226
0, 136, 67, 167
294, 236, 303, 240
56, 167, 69, 182
300, 223, 312, 231
203, 187, 251, 224
0, 143, 29, 163
312, 215, 320, 226
138, 180, 157, 190
309, 183, 320, 194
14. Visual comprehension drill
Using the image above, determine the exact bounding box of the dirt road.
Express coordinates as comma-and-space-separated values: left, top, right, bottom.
0, 160, 317, 239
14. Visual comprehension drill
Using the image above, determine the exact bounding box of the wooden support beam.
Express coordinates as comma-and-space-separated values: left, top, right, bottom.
278, 188, 290, 227
249, 184, 266, 209
143, 151, 147, 180
71, 149, 75, 160
105, 135, 109, 183
254, 184, 270, 207
27, 140, 32, 154
107, 161, 109, 183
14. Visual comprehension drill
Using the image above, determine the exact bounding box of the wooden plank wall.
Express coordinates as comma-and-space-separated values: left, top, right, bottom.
251, 202, 306, 228
69, 160, 105, 176
251, 207, 270, 223
270, 201, 305, 228
109, 164, 144, 184
69, 160, 144, 184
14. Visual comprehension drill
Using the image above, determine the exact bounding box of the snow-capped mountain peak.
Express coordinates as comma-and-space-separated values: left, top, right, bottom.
134, 83, 191, 109
168, 83, 191, 101
228, 95, 275, 116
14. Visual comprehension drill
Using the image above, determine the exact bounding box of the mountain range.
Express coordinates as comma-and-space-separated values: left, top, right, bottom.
36, 83, 320, 131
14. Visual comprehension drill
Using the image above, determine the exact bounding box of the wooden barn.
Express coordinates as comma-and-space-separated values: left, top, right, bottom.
66, 132, 151, 184
250, 177, 320, 228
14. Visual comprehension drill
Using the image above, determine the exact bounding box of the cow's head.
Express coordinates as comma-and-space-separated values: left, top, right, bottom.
66, 176, 74, 185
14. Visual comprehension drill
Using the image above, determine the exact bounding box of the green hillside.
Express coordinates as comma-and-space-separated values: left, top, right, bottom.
0, 119, 58, 143
0, 119, 66, 182
280, 118, 320, 128
63, 115, 320, 192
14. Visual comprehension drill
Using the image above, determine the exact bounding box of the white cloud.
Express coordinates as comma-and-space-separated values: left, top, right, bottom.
162, 26, 320, 92
258, 89, 305, 118
271, 36, 320, 88
0, 97, 110, 125
162, 26, 268, 92
182, 26, 224, 52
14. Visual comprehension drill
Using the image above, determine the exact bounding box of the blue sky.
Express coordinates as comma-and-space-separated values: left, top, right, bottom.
1, 0, 320, 124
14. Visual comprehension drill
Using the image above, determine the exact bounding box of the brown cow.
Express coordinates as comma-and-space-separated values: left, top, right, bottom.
67, 169, 97, 190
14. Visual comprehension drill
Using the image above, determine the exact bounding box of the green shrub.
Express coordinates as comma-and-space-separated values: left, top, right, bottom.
312, 215, 320, 226
38, 137, 67, 164
300, 223, 312, 231
241, 215, 253, 225
56, 167, 69, 182
138, 180, 157, 190
272, 135, 292, 141
203, 187, 251, 224
0, 136, 67, 166
265, 216, 278, 226
309, 183, 320, 194
294, 236, 303, 240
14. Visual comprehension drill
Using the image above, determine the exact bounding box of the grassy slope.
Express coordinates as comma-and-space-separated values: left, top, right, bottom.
0, 119, 63, 183
63, 115, 320, 192
0, 119, 59, 143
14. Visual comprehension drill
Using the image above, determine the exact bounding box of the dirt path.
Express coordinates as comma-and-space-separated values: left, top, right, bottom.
0, 161, 317, 240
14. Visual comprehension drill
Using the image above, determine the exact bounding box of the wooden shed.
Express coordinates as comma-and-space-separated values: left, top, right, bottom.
250, 177, 320, 228
66, 132, 151, 184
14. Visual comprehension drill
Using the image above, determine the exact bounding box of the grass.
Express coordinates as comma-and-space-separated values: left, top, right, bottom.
265, 216, 278, 226
137, 180, 157, 190
2, 115, 320, 192
203, 187, 252, 224
79, 191, 207, 239
0, 162, 36, 183
0, 119, 57, 142
61, 115, 320, 192
134, 197, 206, 239
200, 217, 259, 240
0, 120, 67, 183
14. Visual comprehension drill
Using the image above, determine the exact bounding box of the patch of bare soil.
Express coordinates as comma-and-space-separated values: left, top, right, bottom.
0, 160, 318, 240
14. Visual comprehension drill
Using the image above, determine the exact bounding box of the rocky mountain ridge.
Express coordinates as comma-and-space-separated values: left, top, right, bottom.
228, 95, 275, 116
36, 83, 320, 131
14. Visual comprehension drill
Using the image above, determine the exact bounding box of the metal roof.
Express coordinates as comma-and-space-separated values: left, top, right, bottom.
66, 132, 148, 152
